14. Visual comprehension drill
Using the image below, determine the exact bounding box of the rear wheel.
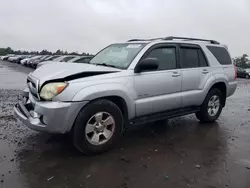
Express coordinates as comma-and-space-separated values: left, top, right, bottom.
196, 88, 223, 123
72, 99, 124, 155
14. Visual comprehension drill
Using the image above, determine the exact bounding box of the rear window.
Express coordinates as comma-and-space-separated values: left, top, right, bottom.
207, 46, 232, 65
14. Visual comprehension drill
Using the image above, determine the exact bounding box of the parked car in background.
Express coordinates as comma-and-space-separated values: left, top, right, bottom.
43, 55, 60, 61
2, 54, 15, 61
37, 55, 77, 68
55, 55, 78, 62
26, 56, 44, 67
29, 55, 49, 67
68, 56, 94, 64
8, 55, 27, 63
236, 67, 250, 79
21, 56, 41, 66
15, 55, 33, 64
21, 57, 33, 65
30, 55, 50, 68
14, 36, 237, 155
7, 55, 20, 62
20, 57, 29, 65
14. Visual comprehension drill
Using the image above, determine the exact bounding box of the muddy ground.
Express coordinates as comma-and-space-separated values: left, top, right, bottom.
0, 60, 250, 188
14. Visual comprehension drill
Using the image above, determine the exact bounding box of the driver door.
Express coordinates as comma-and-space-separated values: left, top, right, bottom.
134, 44, 182, 117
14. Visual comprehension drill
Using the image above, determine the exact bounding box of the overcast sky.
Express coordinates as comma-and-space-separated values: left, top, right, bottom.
0, 0, 249, 56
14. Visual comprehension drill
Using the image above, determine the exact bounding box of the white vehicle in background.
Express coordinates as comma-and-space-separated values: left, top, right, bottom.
21, 56, 41, 66
8, 55, 24, 62
21, 57, 33, 65
7, 56, 18, 62
2, 54, 15, 61
26, 56, 43, 66
31, 55, 55, 68
29, 55, 49, 67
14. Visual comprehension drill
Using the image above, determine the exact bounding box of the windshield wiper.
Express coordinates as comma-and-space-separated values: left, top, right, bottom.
94, 63, 116, 68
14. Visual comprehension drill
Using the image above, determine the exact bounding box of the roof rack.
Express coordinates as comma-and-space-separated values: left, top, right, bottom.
127, 36, 220, 44
164, 36, 220, 44
127, 38, 163, 42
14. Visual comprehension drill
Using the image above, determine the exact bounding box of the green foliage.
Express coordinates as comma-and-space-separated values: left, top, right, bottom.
233, 54, 250, 68
0, 47, 92, 56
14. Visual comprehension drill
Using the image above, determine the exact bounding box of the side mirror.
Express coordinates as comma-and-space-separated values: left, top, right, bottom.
134, 58, 159, 73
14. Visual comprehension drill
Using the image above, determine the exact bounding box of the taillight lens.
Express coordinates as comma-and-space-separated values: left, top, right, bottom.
233, 65, 237, 80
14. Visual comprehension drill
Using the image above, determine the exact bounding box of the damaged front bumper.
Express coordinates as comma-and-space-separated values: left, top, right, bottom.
14, 88, 88, 134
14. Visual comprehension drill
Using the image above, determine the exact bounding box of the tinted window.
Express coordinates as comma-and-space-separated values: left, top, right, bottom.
180, 48, 199, 68
61, 56, 75, 62
207, 46, 231, 65
198, 49, 208, 67
75, 57, 92, 63
145, 47, 176, 70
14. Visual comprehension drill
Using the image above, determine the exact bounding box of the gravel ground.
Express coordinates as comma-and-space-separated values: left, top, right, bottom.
0, 60, 250, 188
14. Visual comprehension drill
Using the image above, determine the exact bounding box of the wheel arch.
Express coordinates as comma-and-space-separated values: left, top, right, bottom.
72, 84, 135, 119
207, 82, 227, 107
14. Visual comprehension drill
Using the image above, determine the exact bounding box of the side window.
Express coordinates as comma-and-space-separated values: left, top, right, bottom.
207, 46, 232, 65
145, 47, 176, 70
198, 49, 208, 67
180, 48, 199, 68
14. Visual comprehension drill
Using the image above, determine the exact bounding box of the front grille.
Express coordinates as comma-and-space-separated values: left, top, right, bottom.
27, 75, 40, 100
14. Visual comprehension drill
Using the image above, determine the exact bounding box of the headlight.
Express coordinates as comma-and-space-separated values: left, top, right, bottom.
40, 82, 68, 100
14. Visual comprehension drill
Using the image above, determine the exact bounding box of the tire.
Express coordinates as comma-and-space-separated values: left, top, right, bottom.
72, 99, 124, 155
195, 88, 223, 123
246, 75, 249, 79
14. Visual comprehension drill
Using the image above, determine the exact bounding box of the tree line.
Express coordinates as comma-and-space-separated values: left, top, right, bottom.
0, 47, 92, 56
233, 54, 250, 68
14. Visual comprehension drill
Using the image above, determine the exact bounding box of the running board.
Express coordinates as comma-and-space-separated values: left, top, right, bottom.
129, 107, 200, 125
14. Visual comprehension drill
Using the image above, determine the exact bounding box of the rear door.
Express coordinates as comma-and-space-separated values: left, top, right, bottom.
179, 44, 211, 107
134, 44, 182, 117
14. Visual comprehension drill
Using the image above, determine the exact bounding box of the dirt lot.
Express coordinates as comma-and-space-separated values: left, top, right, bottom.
0, 60, 250, 188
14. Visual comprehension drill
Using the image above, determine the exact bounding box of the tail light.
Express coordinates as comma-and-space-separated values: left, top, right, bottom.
233, 64, 237, 80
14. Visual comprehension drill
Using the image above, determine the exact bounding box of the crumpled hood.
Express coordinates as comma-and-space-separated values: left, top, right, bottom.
30, 62, 120, 85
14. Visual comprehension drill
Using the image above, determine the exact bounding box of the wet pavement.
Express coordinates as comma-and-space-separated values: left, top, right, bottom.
0, 60, 250, 188
0, 61, 32, 90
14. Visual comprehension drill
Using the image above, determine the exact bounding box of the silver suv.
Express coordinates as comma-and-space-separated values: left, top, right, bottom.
14, 36, 237, 155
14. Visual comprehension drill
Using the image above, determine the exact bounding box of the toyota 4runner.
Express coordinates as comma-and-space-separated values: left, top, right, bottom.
14, 36, 237, 155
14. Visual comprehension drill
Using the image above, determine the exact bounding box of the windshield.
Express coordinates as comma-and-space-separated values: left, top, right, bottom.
89, 43, 146, 69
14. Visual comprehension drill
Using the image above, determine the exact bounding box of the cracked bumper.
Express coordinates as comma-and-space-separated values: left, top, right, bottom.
14, 88, 88, 134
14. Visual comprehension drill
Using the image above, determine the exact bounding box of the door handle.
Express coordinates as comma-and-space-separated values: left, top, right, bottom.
172, 72, 181, 77
202, 69, 209, 74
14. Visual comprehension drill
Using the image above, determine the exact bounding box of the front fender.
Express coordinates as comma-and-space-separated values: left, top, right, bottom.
72, 83, 136, 119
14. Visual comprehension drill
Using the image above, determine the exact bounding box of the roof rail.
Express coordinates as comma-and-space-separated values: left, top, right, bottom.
164, 36, 220, 44
127, 38, 163, 42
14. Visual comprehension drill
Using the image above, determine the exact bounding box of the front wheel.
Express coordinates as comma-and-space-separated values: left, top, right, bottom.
72, 99, 124, 155
246, 74, 249, 79
196, 88, 223, 123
